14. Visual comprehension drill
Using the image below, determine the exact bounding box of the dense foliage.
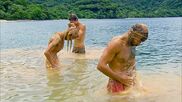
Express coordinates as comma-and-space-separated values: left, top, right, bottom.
0, 0, 181, 20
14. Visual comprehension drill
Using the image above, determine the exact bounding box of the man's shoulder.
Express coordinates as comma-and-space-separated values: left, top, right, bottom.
104, 39, 120, 54
109, 36, 126, 47
79, 22, 86, 28
108, 37, 120, 48
111, 35, 124, 43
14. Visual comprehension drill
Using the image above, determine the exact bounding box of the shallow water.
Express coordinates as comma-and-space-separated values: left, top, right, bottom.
1, 18, 182, 102
0, 48, 181, 102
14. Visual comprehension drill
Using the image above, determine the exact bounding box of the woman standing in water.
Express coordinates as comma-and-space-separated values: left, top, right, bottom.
44, 23, 79, 68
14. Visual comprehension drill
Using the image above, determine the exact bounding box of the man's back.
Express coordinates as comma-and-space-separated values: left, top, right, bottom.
48, 32, 64, 53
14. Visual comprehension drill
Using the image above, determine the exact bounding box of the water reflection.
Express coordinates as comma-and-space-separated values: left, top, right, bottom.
64, 59, 89, 98
45, 58, 89, 101
46, 68, 64, 101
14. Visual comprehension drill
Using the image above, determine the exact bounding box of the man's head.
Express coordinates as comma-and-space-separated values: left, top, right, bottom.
68, 13, 79, 25
128, 23, 148, 46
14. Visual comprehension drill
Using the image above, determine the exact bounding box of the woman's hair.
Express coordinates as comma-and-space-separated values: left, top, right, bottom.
66, 23, 78, 51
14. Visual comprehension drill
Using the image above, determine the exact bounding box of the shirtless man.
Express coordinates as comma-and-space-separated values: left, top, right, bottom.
68, 13, 86, 53
97, 23, 148, 93
44, 23, 79, 68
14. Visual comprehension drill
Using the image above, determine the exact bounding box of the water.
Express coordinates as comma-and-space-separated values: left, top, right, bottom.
0, 18, 182, 102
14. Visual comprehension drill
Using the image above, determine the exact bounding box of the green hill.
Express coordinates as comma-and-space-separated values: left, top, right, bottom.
0, 0, 181, 20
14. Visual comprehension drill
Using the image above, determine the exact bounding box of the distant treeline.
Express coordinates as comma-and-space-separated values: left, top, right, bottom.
0, 0, 182, 20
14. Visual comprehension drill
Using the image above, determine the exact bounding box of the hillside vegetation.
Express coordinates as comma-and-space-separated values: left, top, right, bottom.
0, 0, 181, 20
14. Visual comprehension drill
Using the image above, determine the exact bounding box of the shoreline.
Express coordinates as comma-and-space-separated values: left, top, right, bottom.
0, 17, 181, 22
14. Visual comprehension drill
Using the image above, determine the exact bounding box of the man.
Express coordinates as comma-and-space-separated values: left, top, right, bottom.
68, 13, 86, 53
44, 23, 79, 68
97, 23, 148, 93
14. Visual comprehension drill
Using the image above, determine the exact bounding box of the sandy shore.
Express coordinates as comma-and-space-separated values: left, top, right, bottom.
0, 20, 8, 22
0, 20, 16, 23
0, 19, 34, 23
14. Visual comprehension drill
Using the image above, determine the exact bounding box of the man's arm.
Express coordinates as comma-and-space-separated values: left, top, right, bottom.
97, 40, 133, 86
44, 37, 59, 67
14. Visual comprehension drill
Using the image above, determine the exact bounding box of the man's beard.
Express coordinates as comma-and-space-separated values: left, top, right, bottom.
131, 42, 139, 46
128, 37, 139, 46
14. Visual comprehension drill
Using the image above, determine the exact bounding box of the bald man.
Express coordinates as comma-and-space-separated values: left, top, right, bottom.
97, 24, 148, 93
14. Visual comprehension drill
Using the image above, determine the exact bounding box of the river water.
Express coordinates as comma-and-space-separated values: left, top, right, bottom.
0, 17, 182, 102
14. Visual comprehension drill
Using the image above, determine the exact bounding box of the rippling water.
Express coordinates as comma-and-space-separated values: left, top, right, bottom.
0, 18, 182, 102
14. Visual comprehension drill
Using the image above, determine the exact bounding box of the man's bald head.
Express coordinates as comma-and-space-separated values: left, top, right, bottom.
131, 23, 148, 42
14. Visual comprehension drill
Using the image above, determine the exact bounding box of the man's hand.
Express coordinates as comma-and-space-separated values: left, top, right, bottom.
117, 72, 134, 86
